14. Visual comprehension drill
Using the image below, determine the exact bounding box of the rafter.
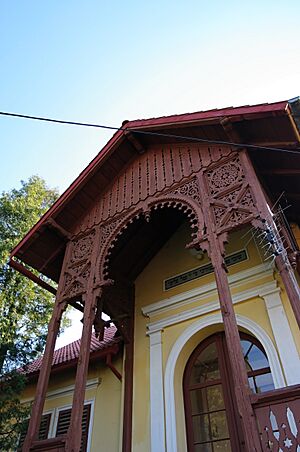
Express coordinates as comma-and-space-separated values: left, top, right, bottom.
220, 116, 241, 143
124, 130, 145, 154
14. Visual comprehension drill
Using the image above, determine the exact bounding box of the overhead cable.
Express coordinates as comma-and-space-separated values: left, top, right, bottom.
0, 110, 300, 156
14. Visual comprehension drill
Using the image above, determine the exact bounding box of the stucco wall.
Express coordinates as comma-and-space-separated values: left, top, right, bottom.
22, 222, 300, 451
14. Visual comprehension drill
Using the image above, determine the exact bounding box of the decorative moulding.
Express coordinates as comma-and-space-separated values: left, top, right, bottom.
142, 263, 275, 321
22, 378, 100, 403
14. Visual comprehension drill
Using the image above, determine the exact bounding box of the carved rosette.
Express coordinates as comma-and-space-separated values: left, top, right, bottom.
62, 230, 95, 300
204, 154, 256, 232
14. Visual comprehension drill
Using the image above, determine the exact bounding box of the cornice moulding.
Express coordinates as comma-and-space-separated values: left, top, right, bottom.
146, 279, 278, 334
143, 263, 274, 319
22, 378, 100, 403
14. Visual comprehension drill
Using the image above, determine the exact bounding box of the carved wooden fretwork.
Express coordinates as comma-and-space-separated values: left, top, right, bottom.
74, 144, 233, 235
61, 230, 95, 301
165, 177, 201, 205
63, 148, 289, 296
204, 153, 257, 233
98, 192, 204, 281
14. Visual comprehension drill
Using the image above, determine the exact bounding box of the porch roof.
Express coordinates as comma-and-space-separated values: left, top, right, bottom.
9, 99, 300, 283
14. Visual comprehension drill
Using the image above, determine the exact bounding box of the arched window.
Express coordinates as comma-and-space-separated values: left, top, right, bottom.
183, 332, 274, 451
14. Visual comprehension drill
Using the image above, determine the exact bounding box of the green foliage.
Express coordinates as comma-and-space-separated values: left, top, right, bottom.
0, 176, 60, 449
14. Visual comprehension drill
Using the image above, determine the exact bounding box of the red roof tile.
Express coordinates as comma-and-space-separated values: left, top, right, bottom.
24, 326, 120, 375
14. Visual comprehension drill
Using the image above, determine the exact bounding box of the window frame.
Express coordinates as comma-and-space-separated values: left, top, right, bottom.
50, 399, 94, 452
17, 399, 94, 452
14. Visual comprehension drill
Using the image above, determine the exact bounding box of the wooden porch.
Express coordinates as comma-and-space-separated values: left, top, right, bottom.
252, 385, 300, 451
26, 384, 300, 451
9, 101, 300, 452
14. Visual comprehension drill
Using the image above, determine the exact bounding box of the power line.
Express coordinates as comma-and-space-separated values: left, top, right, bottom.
1, 110, 300, 156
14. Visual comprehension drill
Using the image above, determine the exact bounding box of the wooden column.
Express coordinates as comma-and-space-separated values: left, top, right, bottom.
197, 171, 261, 451
22, 299, 67, 451
122, 311, 134, 452
240, 149, 300, 329
65, 227, 102, 452
65, 288, 99, 452
209, 236, 262, 451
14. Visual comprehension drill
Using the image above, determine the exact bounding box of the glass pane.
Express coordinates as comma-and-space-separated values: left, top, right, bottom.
241, 340, 269, 371
209, 411, 229, 440
190, 342, 220, 384
192, 414, 210, 443
190, 388, 208, 414
213, 439, 232, 451
254, 373, 274, 393
248, 376, 256, 393
207, 385, 225, 411
195, 444, 213, 452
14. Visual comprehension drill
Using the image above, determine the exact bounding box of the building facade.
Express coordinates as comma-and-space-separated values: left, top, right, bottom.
11, 99, 300, 451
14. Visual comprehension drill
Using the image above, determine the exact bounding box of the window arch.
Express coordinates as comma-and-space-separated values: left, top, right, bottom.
183, 332, 274, 451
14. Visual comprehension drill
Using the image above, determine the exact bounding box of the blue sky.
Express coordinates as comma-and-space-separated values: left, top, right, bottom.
1, 1, 300, 196
1, 1, 300, 346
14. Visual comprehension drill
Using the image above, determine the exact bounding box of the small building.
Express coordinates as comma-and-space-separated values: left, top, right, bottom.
10, 99, 300, 451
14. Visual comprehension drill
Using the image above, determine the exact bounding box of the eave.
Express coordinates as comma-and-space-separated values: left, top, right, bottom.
9, 99, 300, 283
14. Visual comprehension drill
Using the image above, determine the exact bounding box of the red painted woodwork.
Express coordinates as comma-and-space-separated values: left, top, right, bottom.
251, 385, 300, 451
183, 334, 243, 451
30, 437, 66, 451
20, 114, 300, 451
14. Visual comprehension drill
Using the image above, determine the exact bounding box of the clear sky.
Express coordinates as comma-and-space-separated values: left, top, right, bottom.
1, 1, 300, 347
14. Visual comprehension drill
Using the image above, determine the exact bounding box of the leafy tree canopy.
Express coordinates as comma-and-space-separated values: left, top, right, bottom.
0, 176, 62, 449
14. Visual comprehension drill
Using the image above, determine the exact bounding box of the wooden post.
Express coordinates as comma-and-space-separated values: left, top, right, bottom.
210, 236, 262, 451
197, 171, 262, 451
65, 228, 102, 452
240, 149, 300, 329
122, 311, 134, 452
65, 289, 99, 452
22, 299, 67, 451
275, 256, 300, 321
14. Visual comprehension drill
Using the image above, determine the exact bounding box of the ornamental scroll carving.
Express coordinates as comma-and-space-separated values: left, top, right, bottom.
62, 150, 264, 290
166, 177, 201, 205
73, 144, 233, 235
204, 154, 256, 232
62, 230, 95, 300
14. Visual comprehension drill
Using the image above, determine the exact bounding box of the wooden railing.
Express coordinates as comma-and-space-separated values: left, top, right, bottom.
251, 385, 300, 451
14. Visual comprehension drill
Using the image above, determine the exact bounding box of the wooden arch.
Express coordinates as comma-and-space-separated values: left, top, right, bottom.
97, 194, 205, 283
23, 143, 300, 452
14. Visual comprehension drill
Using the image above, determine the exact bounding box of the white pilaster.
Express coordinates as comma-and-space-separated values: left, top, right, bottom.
261, 288, 300, 385
149, 330, 166, 452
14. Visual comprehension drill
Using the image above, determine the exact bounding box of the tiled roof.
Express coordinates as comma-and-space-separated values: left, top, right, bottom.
24, 326, 119, 375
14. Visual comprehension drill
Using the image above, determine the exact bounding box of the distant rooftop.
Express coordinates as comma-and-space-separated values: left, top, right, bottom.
23, 326, 120, 378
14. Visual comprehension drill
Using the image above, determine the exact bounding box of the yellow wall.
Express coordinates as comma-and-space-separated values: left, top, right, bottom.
133, 222, 300, 452
22, 358, 123, 452
22, 222, 300, 451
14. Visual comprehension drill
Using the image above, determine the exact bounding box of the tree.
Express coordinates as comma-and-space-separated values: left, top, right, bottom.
0, 176, 60, 449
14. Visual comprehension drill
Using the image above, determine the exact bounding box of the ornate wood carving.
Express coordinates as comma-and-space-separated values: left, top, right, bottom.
60, 230, 95, 301
203, 153, 257, 233
73, 144, 232, 235
26, 140, 300, 452
252, 385, 300, 451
